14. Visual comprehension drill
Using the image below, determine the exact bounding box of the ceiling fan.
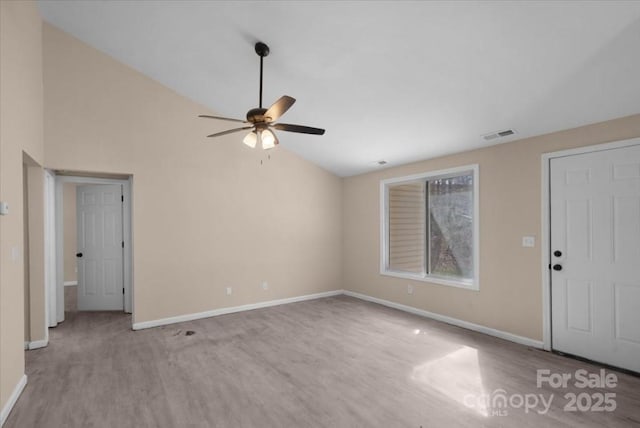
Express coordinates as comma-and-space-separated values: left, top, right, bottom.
199, 42, 325, 150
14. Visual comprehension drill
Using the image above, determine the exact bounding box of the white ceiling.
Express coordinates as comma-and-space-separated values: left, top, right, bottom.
37, 1, 640, 177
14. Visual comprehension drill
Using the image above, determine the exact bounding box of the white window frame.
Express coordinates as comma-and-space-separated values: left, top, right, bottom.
380, 164, 480, 290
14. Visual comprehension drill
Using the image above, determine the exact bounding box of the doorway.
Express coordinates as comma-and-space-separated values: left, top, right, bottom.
543, 139, 640, 373
22, 154, 49, 350
52, 174, 132, 324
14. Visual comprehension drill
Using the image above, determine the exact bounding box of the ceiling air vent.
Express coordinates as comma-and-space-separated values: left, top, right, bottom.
482, 129, 517, 141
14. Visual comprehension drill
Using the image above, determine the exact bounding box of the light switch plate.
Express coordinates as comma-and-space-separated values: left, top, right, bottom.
0, 202, 8, 215
522, 236, 535, 247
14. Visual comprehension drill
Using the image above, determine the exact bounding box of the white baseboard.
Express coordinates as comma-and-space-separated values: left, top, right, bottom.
131, 288, 542, 349
132, 290, 343, 330
64, 281, 77, 287
27, 339, 48, 350
0, 374, 27, 427
343, 290, 543, 349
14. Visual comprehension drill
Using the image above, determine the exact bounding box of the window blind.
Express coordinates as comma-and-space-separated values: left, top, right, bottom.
388, 182, 425, 273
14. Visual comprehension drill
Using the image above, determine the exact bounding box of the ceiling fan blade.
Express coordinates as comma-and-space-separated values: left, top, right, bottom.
199, 115, 247, 124
273, 123, 325, 135
264, 96, 296, 121
207, 126, 253, 138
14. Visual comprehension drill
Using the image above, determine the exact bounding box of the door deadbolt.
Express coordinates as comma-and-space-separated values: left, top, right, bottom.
553, 250, 562, 257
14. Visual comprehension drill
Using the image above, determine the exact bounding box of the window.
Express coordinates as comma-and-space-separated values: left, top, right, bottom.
381, 165, 479, 290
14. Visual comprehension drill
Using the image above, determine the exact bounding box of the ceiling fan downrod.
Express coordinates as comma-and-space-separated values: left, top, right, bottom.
255, 42, 270, 109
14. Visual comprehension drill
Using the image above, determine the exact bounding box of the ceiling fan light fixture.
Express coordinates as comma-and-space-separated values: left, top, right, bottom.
261, 129, 278, 150
243, 130, 258, 148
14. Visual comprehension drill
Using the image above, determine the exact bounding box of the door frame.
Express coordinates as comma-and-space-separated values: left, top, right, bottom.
52, 174, 133, 323
541, 137, 640, 352
45, 170, 57, 328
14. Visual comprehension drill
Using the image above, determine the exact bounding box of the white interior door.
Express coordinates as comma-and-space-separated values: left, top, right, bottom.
550, 144, 640, 372
76, 184, 124, 311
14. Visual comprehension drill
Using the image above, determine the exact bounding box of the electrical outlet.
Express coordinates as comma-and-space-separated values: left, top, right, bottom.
407, 284, 414, 295
262, 281, 269, 291
226, 287, 232, 296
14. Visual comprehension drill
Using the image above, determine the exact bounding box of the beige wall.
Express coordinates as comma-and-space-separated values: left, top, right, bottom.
0, 0, 44, 414
63, 183, 77, 283
43, 24, 343, 324
343, 114, 640, 341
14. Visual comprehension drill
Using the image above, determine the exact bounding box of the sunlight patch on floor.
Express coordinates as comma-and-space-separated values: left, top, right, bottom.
411, 346, 487, 417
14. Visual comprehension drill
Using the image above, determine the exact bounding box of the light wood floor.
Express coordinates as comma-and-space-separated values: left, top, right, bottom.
6, 294, 640, 427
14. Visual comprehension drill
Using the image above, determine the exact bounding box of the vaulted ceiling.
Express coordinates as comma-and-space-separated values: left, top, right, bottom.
38, 1, 640, 176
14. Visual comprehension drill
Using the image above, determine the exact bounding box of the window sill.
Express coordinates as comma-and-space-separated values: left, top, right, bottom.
380, 270, 479, 291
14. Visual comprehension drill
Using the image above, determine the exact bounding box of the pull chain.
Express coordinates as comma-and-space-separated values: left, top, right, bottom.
260, 154, 272, 166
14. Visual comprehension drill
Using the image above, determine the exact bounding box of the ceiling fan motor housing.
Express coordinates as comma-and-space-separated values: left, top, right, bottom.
246, 107, 269, 123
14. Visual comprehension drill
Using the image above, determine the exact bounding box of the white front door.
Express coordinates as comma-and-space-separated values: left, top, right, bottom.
76, 184, 124, 311
550, 144, 640, 372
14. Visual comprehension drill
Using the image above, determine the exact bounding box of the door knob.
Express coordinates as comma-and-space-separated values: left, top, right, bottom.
552, 264, 562, 271
76, 252, 83, 258
553, 250, 562, 257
